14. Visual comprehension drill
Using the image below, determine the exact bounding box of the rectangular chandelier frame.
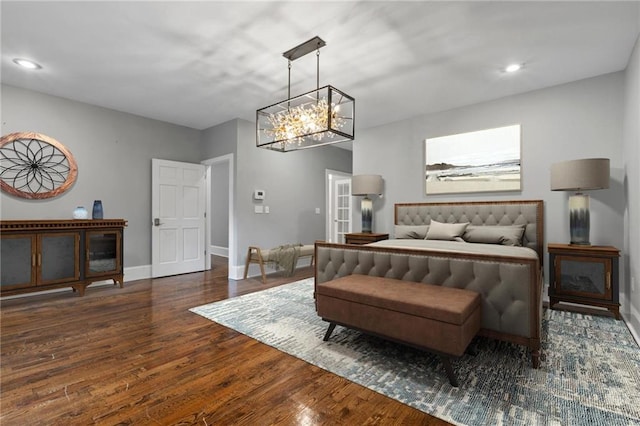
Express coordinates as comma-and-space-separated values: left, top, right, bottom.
256, 36, 355, 152
256, 85, 355, 152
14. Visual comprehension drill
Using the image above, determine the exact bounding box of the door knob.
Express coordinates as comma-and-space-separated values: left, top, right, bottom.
154, 218, 162, 226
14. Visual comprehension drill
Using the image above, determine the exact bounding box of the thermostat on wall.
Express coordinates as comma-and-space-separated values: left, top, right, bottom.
254, 189, 265, 200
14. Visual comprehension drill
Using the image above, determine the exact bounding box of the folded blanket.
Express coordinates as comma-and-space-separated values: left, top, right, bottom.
266, 244, 302, 276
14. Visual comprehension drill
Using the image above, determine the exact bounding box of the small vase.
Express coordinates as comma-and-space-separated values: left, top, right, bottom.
92, 200, 103, 219
73, 206, 88, 219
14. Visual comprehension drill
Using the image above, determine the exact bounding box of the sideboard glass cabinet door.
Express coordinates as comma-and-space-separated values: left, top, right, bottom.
38, 233, 81, 285
86, 230, 121, 278
0, 232, 80, 289
0, 234, 36, 289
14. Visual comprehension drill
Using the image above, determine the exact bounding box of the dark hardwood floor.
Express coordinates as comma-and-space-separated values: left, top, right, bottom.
1, 257, 451, 425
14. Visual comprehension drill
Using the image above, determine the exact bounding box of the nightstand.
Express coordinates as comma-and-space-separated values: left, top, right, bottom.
548, 243, 620, 319
344, 232, 389, 245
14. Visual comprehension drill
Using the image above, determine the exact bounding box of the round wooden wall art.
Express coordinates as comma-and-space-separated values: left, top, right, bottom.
0, 132, 78, 199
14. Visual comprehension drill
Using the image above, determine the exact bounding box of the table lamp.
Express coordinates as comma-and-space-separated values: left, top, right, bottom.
550, 158, 610, 245
351, 175, 383, 233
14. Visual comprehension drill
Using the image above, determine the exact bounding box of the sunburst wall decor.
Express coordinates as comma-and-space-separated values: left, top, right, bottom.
0, 132, 78, 199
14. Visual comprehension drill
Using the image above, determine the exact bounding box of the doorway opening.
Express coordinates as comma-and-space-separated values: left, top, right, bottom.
325, 169, 353, 243
202, 154, 235, 277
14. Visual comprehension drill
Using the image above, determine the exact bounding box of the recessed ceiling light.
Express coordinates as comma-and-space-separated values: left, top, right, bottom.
505, 63, 522, 73
13, 58, 42, 70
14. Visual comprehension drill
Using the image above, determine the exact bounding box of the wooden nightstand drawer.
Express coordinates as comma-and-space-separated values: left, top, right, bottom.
344, 232, 389, 245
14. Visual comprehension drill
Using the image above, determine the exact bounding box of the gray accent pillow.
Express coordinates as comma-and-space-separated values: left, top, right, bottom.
425, 220, 469, 241
463, 225, 526, 246
394, 225, 429, 239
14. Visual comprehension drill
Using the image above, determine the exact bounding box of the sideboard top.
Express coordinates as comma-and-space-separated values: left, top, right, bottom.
1, 219, 128, 231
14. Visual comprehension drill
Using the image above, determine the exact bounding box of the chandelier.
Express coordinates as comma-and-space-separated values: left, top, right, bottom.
256, 36, 355, 152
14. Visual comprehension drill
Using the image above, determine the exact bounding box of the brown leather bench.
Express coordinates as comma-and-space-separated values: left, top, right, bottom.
315, 275, 481, 387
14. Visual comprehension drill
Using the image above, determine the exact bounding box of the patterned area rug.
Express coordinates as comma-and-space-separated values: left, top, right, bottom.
190, 278, 640, 425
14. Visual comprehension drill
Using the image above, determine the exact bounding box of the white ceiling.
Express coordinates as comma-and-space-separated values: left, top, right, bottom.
2, 1, 639, 135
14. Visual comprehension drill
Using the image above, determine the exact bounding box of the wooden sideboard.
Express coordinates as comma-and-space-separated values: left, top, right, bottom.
1, 219, 127, 296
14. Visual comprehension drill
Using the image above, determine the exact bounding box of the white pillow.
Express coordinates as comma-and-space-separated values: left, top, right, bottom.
394, 225, 429, 239
463, 225, 525, 246
426, 220, 469, 241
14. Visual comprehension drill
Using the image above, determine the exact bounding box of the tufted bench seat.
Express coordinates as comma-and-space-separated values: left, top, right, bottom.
243, 244, 314, 284
316, 274, 481, 387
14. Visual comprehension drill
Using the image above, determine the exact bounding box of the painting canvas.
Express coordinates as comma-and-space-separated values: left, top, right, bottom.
425, 124, 521, 195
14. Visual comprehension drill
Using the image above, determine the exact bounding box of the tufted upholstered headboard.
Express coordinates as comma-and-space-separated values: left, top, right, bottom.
394, 200, 544, 261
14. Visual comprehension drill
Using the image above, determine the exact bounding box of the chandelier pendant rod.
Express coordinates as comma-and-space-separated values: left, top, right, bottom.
316, 49, 321, 105
287, 60, 292, 110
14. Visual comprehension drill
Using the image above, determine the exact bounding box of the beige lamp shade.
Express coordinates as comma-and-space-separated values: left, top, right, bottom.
550, 158, 610, 191
352, 174, 383, 195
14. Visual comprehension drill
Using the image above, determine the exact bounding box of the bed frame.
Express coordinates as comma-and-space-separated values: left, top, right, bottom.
394, 199, 544, 261
315, 200, 544, 367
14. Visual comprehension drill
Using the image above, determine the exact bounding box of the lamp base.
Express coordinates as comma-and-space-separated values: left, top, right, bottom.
569, 193, 590, 245
361, 197, 373, 233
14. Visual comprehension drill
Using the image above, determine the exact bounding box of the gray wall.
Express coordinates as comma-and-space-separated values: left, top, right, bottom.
210, 161, 230, 248
354, 72, 627, 289
623, 33, 640, 336
0, 84, 202, 268
200, 120, 238, 160
200, 121, 236, 251
235, 118, 352, 267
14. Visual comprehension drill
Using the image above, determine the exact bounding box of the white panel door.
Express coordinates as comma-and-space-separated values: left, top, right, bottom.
332, 177, 352, 243
152, 159, 206, 278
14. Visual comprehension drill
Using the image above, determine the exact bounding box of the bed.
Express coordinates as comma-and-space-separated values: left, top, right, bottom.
314, 200, 544, 367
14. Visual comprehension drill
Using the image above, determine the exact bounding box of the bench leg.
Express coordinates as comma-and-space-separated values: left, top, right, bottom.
244, 246, 267, 284
243, 247, 253, 279
256, 250, 267, 284
440, 356, 459, 387
323, 323, 337, 341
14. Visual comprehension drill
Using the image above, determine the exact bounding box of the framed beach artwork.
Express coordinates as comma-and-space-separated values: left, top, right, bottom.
425, 124, 521, 195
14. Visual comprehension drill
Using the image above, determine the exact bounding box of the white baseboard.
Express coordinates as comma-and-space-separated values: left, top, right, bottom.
620, 293, 640, 347
123, 264, 152, 282
209, 245, 229, 257
229, 265, 246, 280
626, 311, 640, 347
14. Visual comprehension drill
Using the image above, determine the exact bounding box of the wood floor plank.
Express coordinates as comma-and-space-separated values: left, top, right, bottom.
1, 257, 451, 425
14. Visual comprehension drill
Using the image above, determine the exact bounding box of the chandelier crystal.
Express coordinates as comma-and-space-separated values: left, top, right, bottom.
256, 37, 355, 152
